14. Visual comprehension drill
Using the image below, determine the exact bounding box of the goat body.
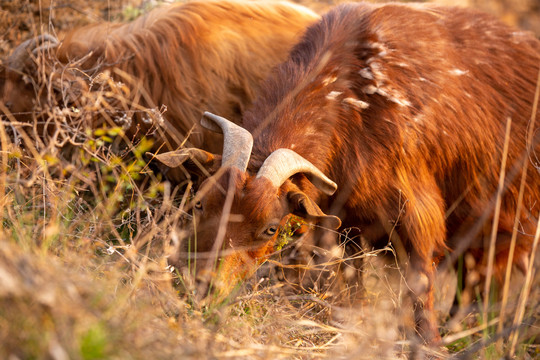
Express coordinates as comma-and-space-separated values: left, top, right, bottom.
161, 2, 540, 343
1, 1, 318, 152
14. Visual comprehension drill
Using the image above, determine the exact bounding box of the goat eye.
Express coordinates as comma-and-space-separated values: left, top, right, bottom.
264, 226, 278, 236
194, 201, 202, 210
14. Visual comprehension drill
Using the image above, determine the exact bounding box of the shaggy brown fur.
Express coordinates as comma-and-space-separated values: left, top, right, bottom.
168, 2, 540, 344
242, 3, 540, 342
1, 1, 318, 152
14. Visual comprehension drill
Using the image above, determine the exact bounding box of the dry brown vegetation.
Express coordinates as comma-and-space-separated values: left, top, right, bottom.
1, 1, 539, 359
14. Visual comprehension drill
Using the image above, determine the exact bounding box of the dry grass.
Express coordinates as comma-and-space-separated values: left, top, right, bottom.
1, 1, 539, 359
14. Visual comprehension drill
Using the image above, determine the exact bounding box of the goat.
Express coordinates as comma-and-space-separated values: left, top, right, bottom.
157, 2, 540, 343
0, 1, 318, 154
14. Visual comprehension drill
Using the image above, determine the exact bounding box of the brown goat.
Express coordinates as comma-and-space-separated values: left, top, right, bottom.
158, 3, 540, 343
0, 1, 318, 153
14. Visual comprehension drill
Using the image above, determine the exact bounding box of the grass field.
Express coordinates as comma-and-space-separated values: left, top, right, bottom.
1, 1, 539, 359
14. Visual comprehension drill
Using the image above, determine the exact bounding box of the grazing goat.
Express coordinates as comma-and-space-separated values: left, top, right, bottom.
0, 1, 318, 153
158, 2, 540, 343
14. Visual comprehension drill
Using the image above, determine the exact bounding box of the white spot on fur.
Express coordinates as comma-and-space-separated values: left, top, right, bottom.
305, 127, 319, 136
450, 68, 469, 76
376, 88, 411, 107
279, 1, 319, 18
369, 61, 385, 80
394, 97, 412, 107
323, 75, 338, 86
511, 31, 528, 44
326, 91, 342, 100
359, 67, 374, 80
365, 41, 388, 55
343, 97, 369, 110
362, 85, 377, 95
413, 113, 424, 124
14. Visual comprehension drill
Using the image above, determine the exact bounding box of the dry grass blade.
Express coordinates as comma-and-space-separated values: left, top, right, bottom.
497, 65, 540, 349
0, 103, 11, 231
482, 117, 511, 329
507, 65, 540, 356
509, 215, 540, 354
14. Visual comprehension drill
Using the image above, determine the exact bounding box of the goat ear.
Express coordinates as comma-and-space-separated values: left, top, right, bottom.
287, 191, 341, 230
147, 149, 221, 184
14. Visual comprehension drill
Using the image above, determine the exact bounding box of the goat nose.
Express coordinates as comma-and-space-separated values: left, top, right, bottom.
1, 101, 12, 111
194, 275, 212, 299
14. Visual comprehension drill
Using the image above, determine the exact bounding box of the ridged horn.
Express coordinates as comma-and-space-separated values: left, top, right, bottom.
201, 111, 253, 171
256, 148, 337, 195
7, 34, 58, 71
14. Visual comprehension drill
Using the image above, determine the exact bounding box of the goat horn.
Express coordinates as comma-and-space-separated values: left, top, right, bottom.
7, 34, 58, 71
148, 148, 215, 168
256, 148, 337, 195
201, 111, 253, 171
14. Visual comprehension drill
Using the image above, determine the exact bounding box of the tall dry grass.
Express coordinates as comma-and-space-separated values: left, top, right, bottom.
0, 1, 539, 359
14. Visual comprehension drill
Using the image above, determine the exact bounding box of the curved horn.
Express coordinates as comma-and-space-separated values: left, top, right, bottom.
148, 148, 215, 168
256, 148, 337, 195
201, 111, 253, 171
7, 34, 58, 71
